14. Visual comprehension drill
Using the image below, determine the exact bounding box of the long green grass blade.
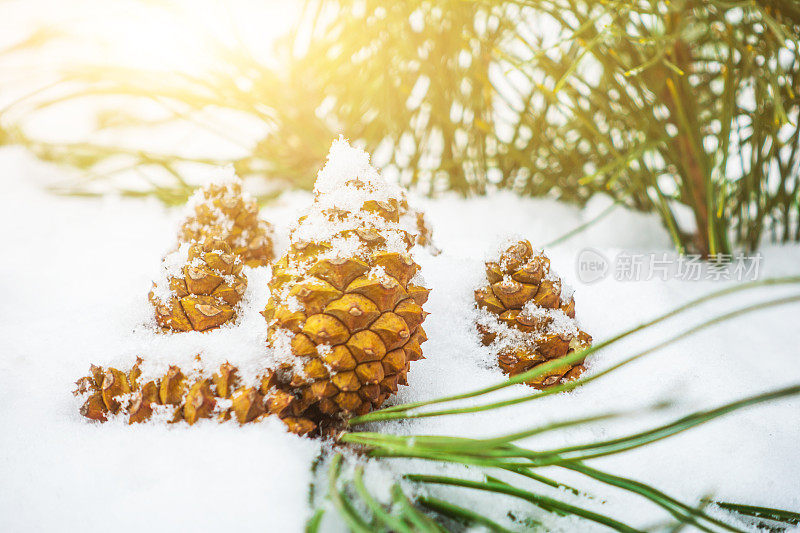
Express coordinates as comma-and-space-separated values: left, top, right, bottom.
352, 466, 413, 533
406, 474, 643, 533
716, 502, 800, 526
418, 496, 520, 532
344, 411, 627, 450
532, 384, 800, 462
391, 485, 446, 533
304, 508, 325, 533
544, 201, 620, 248
668, 495, 714, 533
563, 463, 744, 533
327, 454, 374, 533
501, 467, 582, 496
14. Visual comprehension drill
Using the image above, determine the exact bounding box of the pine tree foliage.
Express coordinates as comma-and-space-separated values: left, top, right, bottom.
1, 0, 799, 254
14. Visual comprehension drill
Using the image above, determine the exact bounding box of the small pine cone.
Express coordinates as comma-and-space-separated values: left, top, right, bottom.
475, 240, 591, 389
149, 238, 247, 332
262, 138, 430, 429
74, 360, 316, 435
179, 173, 275, 267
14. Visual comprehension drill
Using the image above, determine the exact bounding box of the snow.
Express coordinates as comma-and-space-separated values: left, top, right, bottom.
288, 139, 412, 264
312, 136, 402, 212
1, 146, 800, 532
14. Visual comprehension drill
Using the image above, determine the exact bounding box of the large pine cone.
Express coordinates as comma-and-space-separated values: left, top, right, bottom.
179, 175, 275, 267
261, 138, 430, 431
475, 240, 591, 388
149, 237, 247, 332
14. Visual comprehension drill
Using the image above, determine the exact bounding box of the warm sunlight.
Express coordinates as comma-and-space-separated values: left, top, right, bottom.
1, 1, 799, 531
1, 0, 300, 74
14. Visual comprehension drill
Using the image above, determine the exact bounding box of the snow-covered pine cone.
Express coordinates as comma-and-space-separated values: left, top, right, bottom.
148, 236, 247, 332
261, 138, 430, 433
74, 360, 316, 435
475, 240, 591, 388
179, 173, 275, 267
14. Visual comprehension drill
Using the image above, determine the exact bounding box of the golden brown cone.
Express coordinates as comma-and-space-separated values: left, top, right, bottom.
178, 176, 275, 267
475, 240, 591, 388
149, 238, 247, 332
261, 140, 430, 432
74, 361, 316, 435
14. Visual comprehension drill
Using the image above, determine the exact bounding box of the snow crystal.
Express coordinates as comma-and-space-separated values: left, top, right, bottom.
475, 307, 538, 354
367, 265, 389, 282
408, 270, 426, 287
519, 305, 580, 339
268, 326, 304, 370
543, 265, 560, 282
284, 295, 303, 313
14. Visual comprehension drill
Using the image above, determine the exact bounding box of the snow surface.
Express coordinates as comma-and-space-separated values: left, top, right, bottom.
1, 146, 799, 532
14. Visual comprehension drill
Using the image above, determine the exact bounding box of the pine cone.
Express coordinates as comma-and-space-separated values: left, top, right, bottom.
261, 138, 430, 430
179, 174, 275, 267
74, 360, 317, 435
149, 237, 247, 332
475, 240, 591, 388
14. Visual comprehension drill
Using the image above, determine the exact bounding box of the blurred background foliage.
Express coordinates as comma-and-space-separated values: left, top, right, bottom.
0, 0, 799, 256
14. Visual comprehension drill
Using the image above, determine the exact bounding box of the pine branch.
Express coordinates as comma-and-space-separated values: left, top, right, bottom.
2, 0, 799, 254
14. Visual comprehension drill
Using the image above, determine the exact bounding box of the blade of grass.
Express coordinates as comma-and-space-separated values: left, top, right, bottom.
344, 411, 627, 450
353, 466, 413, 533
406, 474, 643, 533
715, 502, 800, 526
668, 495, 713, 533
501, 467, 583, 496
418, 496, 521, 532
327, 454, 374, 533
562, 463, 744, 533
543, 201, 620, 248
391, 484, 446, 533
304, 508, 325, 533
531, 384, 800, 462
